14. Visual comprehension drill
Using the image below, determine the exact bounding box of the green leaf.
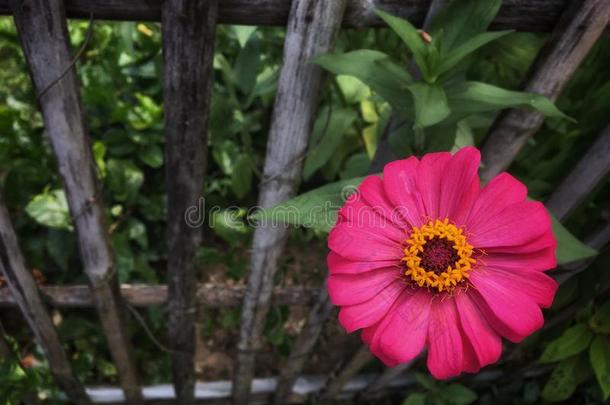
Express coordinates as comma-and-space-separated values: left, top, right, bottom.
231, 154, 253, 199
251, 177, 365, 233
211, 208, 250, 245
138, 144, 163, 168
591, 301, 610, 334
314, 50, 413, 117
429, 0, 502, 52
414, 372, 436, 390
551, 215, 598, 264
25, 189, 72, 231
446, 81, 571, 121
374, 9, 430, 80
539, 323, 593, 363
407, 82, 450, 127
436, 30, 513, 75
303, 107, 358, 180
438, 383, 478, 404
590, 335, 610, 399
106, 159, 145, 203
234, 35, 261, 95
402, 392, 427, 405
336, 75, 370, 104
542, 354, 590, 402
232, 25, 257, 48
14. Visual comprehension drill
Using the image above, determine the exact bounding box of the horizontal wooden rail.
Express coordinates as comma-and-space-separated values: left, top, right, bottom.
0, 0, 595, 32
0, 284, 319, 308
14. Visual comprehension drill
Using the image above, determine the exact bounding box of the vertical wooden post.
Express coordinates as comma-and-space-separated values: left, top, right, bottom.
480, 0, 610, 181
546, 125, 610, 220
0, 195, 90, 403
161, 0, 217, 403
232, 0, 347, 402
9, 1, 142, 402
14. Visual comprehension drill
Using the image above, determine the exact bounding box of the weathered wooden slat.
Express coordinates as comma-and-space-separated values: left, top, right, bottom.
480, 0, 610, 182
546, 125, 610, 220
0, 0, 592, 32
0, 195, 90, 403
232, 0, 347, 402
359, 361, 415, 400
161, 1, 217, 403
318, 345, 374, 403
0, 284, 319, 308
273, 287, 335, 404
9, 1, 142, 402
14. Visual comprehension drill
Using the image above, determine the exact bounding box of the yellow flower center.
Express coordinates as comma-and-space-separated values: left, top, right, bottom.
402, 218, 476, 293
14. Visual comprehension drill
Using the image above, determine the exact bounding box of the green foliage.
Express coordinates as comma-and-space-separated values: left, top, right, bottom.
590, 335, 610, 399
542, 354, 591, 402
539, 323, 593, 363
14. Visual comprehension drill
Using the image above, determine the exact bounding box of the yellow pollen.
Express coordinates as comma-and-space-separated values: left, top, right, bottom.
401, 218, 476, 293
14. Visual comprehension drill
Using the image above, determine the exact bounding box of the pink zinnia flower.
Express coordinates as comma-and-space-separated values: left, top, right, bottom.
327, 146, 557, 379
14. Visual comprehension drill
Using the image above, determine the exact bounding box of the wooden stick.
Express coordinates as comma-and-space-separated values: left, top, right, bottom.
0, 0, 598, 32
546, 125, 610, 220
359, 360, 415, 400
317, 345, 374, 403
9, 1, 142, 402
161, 1, 217, 403
0, 284, 319, 308
273, 287, 335, 404
0, 195, 90, 403
480, 0, 610, 182
231, 1, 347, 403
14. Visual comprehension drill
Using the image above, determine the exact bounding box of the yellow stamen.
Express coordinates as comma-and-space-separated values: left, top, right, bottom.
401, 218, 475, 293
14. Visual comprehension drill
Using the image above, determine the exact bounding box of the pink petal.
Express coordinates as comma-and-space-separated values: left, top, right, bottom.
470, 270, 544, 342
377, 289, 432, 363
362, 322, 398, 366
327, 268, 401, 305
469, 201, 551, 249
483, 266, 558, 308
466, 172, 527, 231
480, 247, 557, 272
382, 157, 427, 227
455, 293, 502, 371
416, 152, 452, 220
327, 251, 399, 275
338, 281, 405, 333
359, 176, 410, 229
328, 221, 403, 262
438, 147, 481, 226
338, 198, 406, 244
426, 298, 465, 379
485, 230, 556, 254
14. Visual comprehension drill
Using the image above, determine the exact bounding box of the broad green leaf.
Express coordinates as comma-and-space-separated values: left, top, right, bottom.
539, 323, 593, 363
590, 335, 610, 399
336, 75, 370, 104
231, 154, 253, 199
374, 9, 431, 80
429, 0, 502, 52
438, 383, 478, 405
303, 108, 358, 180
211, 208, 250, 245
232, 25, 257, 48
590, 301, 610, 334
407, 82, 450, 127
551, 215, 598, 264
251, 177, 364, 233
447, 82, 571, 120
25, 189, 72, 231
542, 354, 590, 402
106, 159, 145, 203
138, 144, 163, 168
234, 35, 261, 94
314, 50, 413, 117
340, 153, 370, 179
402, 392, 426, 405
436, 30, 513, 75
